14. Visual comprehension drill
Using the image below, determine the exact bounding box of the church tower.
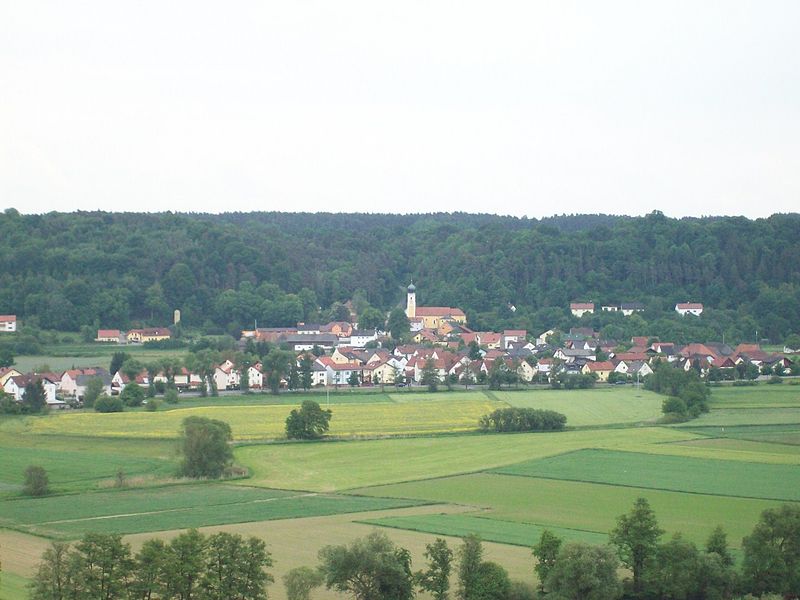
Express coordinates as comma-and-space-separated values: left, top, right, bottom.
406, 281, 416, 319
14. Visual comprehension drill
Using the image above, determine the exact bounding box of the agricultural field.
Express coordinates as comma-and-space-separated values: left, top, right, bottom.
2, 384, 799, 599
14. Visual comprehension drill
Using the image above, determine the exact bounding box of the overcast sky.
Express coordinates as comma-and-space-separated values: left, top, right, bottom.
2, 2, 798, 218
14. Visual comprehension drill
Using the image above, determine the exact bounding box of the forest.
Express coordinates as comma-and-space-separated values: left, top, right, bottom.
0, 209, 798, 345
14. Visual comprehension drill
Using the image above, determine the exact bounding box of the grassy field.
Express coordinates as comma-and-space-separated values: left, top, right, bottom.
0, 572, 29, 600
353, 472, 788, 548
709, 385, 800, 408
678, 423, 800, 446
236, 427, 697, 491
359, 514, 609, 548
674, 408, 800, 427
491, 449, 800, 501
22, 398, 501, 440
492, 387, 663, 426
0, 483, 427, 539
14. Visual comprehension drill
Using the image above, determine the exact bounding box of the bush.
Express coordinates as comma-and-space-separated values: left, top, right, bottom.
145, 398, 160, 411
120, 383, 145, 407
164, 388, 179, 404
479, 407, 567, 432
733, 380, 758, 387
94, 395, 124, 413
0, 394, 21, 414
766, 376, 783, 385
286, 400, 333, 440
24, 465, 50, 496
179, 416, 233, 478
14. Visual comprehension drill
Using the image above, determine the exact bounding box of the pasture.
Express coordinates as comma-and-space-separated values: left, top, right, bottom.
2, 383, 800, 599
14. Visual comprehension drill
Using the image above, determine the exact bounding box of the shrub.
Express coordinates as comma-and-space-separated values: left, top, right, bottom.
164, 388, 179, 404
120, 383, 145, 407
94, 395, 124, 413
479, 407, 567, 432
145, 398, 160, 411
24, 465, 50, 496
766, 376, 783, 385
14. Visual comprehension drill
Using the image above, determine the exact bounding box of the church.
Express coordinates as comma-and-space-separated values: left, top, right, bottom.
405, 281, 467, 329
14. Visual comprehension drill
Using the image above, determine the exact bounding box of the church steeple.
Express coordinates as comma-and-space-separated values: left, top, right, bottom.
406, 280, 416, 319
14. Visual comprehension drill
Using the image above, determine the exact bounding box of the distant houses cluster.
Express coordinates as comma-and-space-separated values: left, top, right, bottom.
94, 328, 172, 344
569, 302, 704, 317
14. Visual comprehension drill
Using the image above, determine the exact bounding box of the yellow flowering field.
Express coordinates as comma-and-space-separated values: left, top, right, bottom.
27, 398, 502, 441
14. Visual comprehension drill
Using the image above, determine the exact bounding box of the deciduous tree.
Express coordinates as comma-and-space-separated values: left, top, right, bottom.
609, 497, 663, 596
178, 416, 233, 478
285, 400, 332, 440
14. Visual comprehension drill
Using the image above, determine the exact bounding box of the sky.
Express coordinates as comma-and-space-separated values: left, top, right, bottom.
1, 1, 799, 219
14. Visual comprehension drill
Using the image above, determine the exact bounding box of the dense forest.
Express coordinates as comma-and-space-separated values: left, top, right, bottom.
1, 209, 799, 345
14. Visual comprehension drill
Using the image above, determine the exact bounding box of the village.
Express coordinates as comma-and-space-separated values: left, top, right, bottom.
0, 284, 795, 409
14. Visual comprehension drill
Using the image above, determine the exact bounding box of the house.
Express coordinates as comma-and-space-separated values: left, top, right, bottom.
61, 368, 110, 397
95, 329, 122, 343
0, 367, 22, 387
325, 362, 362, 386
620, 302, 645, 316
213, 360, 240, 390
4, 374, 60, 406
350, 330, 378, 348
280, 333, 339, 352
675, 303, 704, 316
582, 361, 615, 382
510, 359, 535, 382
404, 282, 467, 328
601, 304, 619, 313
570, 302, 594, 317
126, 328, 172, 343
536, 330, 556, 346
247, 364, 264, 389
174, 367, 203, 389
614, 361, 653, 378
0, 315, 17, 332
75, 373, 112, 399
554, 348, 596, 363
321, 322, 353, 338
502, 330, 527, 349
536, 358, 554, 376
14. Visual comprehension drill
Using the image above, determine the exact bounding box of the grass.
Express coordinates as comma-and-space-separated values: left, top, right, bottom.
492, 387, 664, 426
0, 483, 426, 539
490, 449, 800, 501
0, 571, 29, 600
353, 473, 790, 548
24, 399, 502, 440
674, 408, 800, 427
359, 514, 610, 548
669, 437, 800, 456
236, 427, 698, 492
678, 423, 800, 446
709, 385, 800, 408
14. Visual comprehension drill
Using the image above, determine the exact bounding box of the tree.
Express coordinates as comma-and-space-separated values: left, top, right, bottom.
109, 351, 131, 376
706, 525, 734, 567
347, 370, 360, 387
457, 534, 484, 600
609, 497, 663, 596
471, 562, 510, 600
532, 529, 562, 591
29, 542, 73, 600
24, 465, 50, 496
262, 348, 294, 394
545, 542, 622, 600
178, 416, 233, 478
163, 529, 207, 599
415, 538, 453, 600
421, 358, 440, 392
318, 531, 414, 600
70, 533, 133, 599
119, 358, 144, 383
459, 364, 475, 389
288, 361, 300, 391
201, 532, 274, 600
94, 394, 124, 412
387, 307, 410, 341
742, 503, 800, 597
299, 352, 314, 390
82, 377, 105, 408
22, 379, 46, 413
285, 400, 333, 440
284, 566, 324, 600
120, 382, 145, 407
359, 307, 386, 331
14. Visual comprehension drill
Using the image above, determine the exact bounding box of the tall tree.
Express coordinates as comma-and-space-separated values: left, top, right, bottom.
532, 529, 562, 591
285, 400, 332, 440
545, 542, 622, 600
262, 349, 294, 394
178, 416, 233, 478
299, 352, 314, 390
22, 379, 46, 413
421, 358, 440, 392
609, 497, 663, 597
742, 503, 800, 597
415, 538, 453, 600
387, 307, 410, 341
456, 534, 484, 600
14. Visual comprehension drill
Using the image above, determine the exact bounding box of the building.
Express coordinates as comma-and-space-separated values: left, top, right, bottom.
405, 282, 467, 329
675, 303, 704, 316
95, 329, 122, 343
126, 328, 172, 343
570, 302, 595, 317
0, 315, 17, 332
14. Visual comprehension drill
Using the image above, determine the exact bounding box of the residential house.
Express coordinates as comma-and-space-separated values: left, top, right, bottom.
536, 329, 556, 346
4, 374, 60, 406
554, 348, 596, 363
582, 361, 615, 382
501, 330, 527, 349
601, 304, 619, 312
570, 302, 594, 317
95, 329, 122, 343
247, 363, 264, 389
126, 328, 171, 343
350, 329, 379, 348
61, 368, 110, 397
281, 333, 338, 352
675, 302, 704, 316
75, 373, 112, 399
321, 322, 353, 338
0, 315, 17, 332
0, 367, 22, 387
620, 302, 645, 316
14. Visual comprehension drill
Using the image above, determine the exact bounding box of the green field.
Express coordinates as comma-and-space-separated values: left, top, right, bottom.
709, 385, 800, 408
0, 483, 426, 539
359, 514, 609, 548
0, 572, 29, 600
675, 408, 800, 427
491, 449, 800, 501
678, 423, 800, 446
492, 387, 663, 426
353, 472, 787, 548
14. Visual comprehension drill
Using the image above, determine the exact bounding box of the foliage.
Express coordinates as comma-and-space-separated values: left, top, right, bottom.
318, 531, 414, 600
456, 534, 484, 600
387, 307, 410, 341
415, 538, 453, 600
479, 407, 567, 432
164, 387, 179, 404
29, 530, 273, 600
646, 362, 710, 418
609, 497, 663, 596
421, 358, 440, 392
120, 382, 145, 407
544, 542, 622, 600
262, 348, 294, 393
23, 465, 50, 497
178, 416, 233, 478
706, 524, 734, 567
22, 380, 47, 413
532, 529, 562, 591
742, 504, 800, 597
285, 400, 333, 440
82, 377, 105, 408
94, 394, 124, 412
284, 566, 324, 600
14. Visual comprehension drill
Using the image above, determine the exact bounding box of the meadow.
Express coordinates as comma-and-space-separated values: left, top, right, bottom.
2, 384, 799, 599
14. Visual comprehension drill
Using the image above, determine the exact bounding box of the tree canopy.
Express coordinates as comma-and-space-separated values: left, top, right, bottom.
178, 416, 233, 478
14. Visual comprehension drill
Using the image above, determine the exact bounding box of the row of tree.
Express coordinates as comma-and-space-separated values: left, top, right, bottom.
1, 210, 799, 342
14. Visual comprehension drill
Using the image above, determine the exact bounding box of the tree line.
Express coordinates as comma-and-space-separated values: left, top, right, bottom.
1, 209, 799, 343
23, 499, 800, 599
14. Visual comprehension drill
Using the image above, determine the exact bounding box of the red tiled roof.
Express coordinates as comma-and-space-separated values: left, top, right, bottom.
676, 303, 703, 310
97, 329, 120, 338
415, 306, 466, 317
570, 302, 594, 309
0, 315, 17, 322
586, 361, 615, 371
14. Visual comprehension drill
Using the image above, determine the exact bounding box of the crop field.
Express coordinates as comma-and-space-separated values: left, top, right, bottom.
353, 472, 789, 548
358, 514, 609, 548
0, 483, 426, 539
678, 423, 800, 446
491, 449, 800, 501
0, 572, 28, 600
24, 398, 501, 440
492, 387, 663, 426
709, 385, 800, 408
675, 407, 800, 427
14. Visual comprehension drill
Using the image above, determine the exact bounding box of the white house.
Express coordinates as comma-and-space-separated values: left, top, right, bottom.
349, 329, 379, 348
570, 302, 595, 317
601, 305, 619, 313
0, 315, 17, 332
536, 330, 556, 346
621, 302, 646, 316
675, 302, 704, 316
247, 364, 264, 389
4, 375, 59, 405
